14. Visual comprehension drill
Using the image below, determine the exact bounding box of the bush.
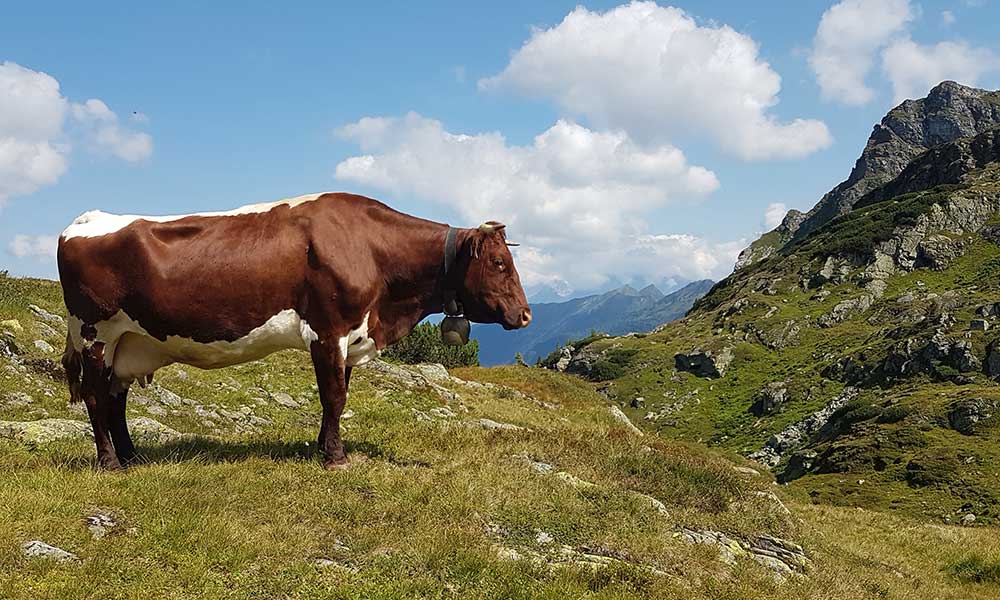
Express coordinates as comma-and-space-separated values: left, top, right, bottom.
381, 322, 479, 368
946, 555, 1000, 584
586, 348, 639, 382
877, 404, 912, 424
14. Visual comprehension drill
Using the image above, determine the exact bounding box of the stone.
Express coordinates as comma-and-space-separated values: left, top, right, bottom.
429, 406, 455, 419
733, 466, 760, 477
608, 405, 643, 435
0, 417, 181, 445
554, 346, 573, 372
1, 319, 23, 333
476, 418, 524, 432
22, 540, 79, 562
554, 471, 596, 489
1, 391, 33, 408
28, 304, 65, 325
915, 234, 968, 270
412, 363, 450, 383
962, 513, 977, 525
33, 339, 55, 354
750, 388, 857, 469
750, 382, 788, 416
674, 347, 733, 379
86, 511, 118, 539
971, 319, 990, 331
271, 392, 298, 408
535, 531, 553, 545
948, 398, 997, 435
675, 528, 808, 582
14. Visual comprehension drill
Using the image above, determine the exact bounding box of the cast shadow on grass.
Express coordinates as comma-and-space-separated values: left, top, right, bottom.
123, 436, 432, 469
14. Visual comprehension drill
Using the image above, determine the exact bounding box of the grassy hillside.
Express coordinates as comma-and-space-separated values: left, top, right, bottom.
560, 168, 1000, 528
2, 275, 1000, 598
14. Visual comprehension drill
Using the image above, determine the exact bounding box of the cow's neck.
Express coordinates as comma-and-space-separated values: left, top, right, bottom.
372, 220, 470, 348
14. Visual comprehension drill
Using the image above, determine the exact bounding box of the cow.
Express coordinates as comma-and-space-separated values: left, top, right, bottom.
57, 192, 531, 470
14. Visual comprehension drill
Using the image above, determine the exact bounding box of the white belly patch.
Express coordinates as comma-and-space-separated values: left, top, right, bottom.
68, 309, 320, 384
340, 312, 378, 367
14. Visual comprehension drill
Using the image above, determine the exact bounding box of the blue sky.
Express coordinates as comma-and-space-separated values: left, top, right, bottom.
2, 1, 999, 298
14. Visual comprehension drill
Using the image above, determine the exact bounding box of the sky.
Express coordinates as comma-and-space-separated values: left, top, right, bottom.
2, 0, 999, 300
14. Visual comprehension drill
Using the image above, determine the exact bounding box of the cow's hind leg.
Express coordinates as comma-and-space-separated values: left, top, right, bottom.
311, 338, 350, 470
80, 343, 122, 470
109, 381, 138, 465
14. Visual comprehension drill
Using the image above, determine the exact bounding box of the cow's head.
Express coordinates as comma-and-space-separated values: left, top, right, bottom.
457, 222, 532, 330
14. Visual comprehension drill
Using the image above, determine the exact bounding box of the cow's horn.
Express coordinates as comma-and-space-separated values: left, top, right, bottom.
479, 221, 506, 232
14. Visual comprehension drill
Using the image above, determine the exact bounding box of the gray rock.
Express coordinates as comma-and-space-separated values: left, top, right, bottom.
750, 388, 857, 468
674, 528, 808, 582
1, 391, 33, 408
674, 347, 733, 379
86, 511, 118, 539
608, 405, 643, 435
750, 382, 788, 416
476, 418, 524, 432
916, 234, 968, 270
0, 417, 181, 445
28, 304, 65, 325
22, 540, 79, 562
948, 398, 997, 435
271, 392, 299, 408
962, 513, 977, 525
554, 346, 573, 372
412, 363, 450, 383
33, 339, 55, 354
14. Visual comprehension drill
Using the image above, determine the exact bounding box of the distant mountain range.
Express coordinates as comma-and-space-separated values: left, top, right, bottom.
473, 279, 715, 366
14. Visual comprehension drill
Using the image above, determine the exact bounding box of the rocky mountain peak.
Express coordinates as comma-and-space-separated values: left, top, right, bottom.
736, 82, 1000, 270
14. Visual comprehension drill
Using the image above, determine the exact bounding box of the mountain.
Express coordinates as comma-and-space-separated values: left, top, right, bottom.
549, 83, 1000, 525
473, 279, 714, 366
737, 81, 1000, 270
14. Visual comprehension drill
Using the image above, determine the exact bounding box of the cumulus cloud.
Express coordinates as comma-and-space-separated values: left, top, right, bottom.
335, 112, 736, 290
810, 0, 1000, 105
0, 60, 151, 208
479, 2, 831, 161
809, 0, 914, 105
882, 39, 1000, 101
764, 202, 787, 229
8, 234, 59, 260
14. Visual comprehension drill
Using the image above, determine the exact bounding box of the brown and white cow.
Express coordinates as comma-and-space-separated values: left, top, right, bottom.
57, 192, 531, 470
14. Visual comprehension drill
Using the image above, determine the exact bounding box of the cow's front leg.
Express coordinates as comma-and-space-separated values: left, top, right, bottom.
310, 338, 350, 470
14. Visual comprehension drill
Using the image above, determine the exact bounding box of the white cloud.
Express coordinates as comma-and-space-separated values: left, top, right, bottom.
764, 202, 787, 229
809, 0, 914, 106
882, 39, 1000, 101
335, 112, 735, 291
8, 234, 59, 260
479, 2, 831, 161
0, 61, 151, 208
941, 10, 957, 26
72, 99, 153, 162
0, 62, 70, 207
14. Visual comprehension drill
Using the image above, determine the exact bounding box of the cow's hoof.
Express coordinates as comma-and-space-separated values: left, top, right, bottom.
323, 457, 351, 471
98, 458, 125, 471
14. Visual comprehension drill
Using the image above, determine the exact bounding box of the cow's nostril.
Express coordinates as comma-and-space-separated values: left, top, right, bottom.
520, 308, 532, 327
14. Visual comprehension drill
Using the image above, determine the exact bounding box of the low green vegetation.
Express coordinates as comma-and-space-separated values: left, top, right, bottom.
381, 321, 479, 368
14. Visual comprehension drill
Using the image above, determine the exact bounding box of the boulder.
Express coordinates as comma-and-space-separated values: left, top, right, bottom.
948, 398, 997, 435
28, 304, 65, 325
0, 319, 22, 334
22, 540, 79, 562
608, 405, 643, 435
674, 347, 733, 379
34, 339, 55, 354
0, 417, 182, 445
915, 234, 968, 270
750, 382, 788, 416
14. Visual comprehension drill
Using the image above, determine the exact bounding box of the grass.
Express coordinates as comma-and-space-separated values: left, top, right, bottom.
3, 273, 1000, 598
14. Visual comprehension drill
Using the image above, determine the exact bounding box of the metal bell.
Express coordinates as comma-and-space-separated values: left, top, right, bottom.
440, 316, 471, 346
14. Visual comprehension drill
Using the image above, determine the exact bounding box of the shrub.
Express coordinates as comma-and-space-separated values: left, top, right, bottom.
381, 322, 479, 368
877, 404, 912, 424
586, 348, 638, 382
946, 555, 1000, 584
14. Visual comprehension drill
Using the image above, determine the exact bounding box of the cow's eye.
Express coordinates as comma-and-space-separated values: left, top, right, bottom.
493, 258, 505, 271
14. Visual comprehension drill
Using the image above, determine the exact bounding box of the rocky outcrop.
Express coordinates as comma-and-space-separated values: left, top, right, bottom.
948, 398, 997, 435
674, 528, 809, 582
674, 347, 733, 379
737, 82, 1000, 269
750, 388, 858, 468
749, 382, 788, 416
0, 417, 182, 445
22, 540, 79, 563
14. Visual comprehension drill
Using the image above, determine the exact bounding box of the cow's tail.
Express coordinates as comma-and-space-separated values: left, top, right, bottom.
61, 332, 83, 403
